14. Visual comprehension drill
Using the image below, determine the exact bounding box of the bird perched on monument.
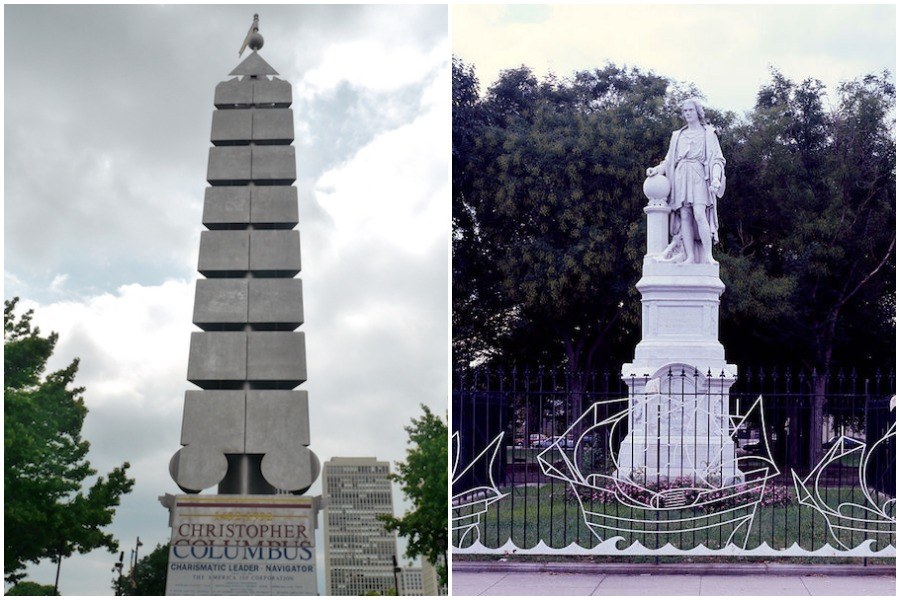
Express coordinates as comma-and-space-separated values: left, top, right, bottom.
239, 14, 264, 56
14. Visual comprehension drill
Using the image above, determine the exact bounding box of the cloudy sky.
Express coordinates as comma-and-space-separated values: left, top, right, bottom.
5, 4, 447, 594
453, 4, 896, 114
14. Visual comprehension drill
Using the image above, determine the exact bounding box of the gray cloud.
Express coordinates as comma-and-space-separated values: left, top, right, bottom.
5, 4, 447, 302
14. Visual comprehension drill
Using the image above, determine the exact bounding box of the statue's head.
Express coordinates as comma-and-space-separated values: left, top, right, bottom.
680, 98, 706, 124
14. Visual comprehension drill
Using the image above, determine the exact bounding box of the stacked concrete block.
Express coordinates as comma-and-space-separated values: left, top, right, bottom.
170, 51, 319, 495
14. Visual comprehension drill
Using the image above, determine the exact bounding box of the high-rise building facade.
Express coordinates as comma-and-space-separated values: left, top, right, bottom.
399, 567, 425, 595
323, 457, 398, 595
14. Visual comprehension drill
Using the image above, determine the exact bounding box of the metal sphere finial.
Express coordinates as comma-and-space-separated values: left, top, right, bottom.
249, 32, 264, 52
239, 14, 264, 57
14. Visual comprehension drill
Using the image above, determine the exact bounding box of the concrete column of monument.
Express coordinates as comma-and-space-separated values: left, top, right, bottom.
160, 20, 322, 595
168, 37, 320, 497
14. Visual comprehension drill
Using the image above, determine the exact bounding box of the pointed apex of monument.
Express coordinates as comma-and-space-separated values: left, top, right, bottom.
229, 51, 279, 77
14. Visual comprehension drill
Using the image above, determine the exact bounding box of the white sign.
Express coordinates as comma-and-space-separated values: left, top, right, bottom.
165, 495, 318, 596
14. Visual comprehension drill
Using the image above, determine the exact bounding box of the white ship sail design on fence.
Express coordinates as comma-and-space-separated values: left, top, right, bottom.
537, 393, 780, 549
451, 432, 508, 546
792, 411, 896, 550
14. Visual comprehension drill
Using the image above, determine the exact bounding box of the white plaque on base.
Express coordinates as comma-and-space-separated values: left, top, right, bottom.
164, 495, 319, 596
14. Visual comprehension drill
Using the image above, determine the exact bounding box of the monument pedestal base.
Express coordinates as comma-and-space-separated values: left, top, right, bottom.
616, 362, 740, 486
160, 494, 321, 596
626, 260, 733, 375
618, 258, 742, 486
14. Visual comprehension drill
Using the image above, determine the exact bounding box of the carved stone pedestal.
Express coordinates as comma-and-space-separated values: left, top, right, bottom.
626, 261, 731, 372
616, 362, 740, 485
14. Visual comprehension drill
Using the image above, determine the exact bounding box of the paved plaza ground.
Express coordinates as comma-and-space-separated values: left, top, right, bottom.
452, 562, 897, 596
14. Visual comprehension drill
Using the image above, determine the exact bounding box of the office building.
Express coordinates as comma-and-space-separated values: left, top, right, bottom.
323, 457, 398, 595
399, 567, 425, 595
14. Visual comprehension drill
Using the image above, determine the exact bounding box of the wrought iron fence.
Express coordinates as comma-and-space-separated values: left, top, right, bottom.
451, 366, 895, 557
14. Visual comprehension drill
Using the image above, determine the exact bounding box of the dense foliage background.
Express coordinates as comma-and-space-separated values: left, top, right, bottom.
452, 59, 895, 378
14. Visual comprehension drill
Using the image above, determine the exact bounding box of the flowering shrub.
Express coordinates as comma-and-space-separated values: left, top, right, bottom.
758, 484, 792, 507
568, 476, 793, 512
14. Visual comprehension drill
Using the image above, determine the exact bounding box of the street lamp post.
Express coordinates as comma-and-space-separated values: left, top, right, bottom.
392, 555, 401, 596
112, 551, 125, 595
132, 537, 143, 588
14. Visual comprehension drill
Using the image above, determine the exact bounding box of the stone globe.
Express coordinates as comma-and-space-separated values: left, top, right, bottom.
643, 173, 670, 201
248, 32, 264, 51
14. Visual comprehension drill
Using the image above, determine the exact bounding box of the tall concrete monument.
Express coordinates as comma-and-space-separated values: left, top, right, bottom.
161, 16, 321, 595
617, 98, 741, 485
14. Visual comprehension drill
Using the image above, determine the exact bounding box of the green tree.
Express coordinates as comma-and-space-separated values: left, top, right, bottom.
720, 70, 895, 371
6, 581, 59, 595
4, 298, 135, 587
452, 61, 708, 378
719, 70, 895, 466
379, 405, 448, 587
453, 57, 497, 368
454, 63, 894, 379
112, 543, 169, 596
